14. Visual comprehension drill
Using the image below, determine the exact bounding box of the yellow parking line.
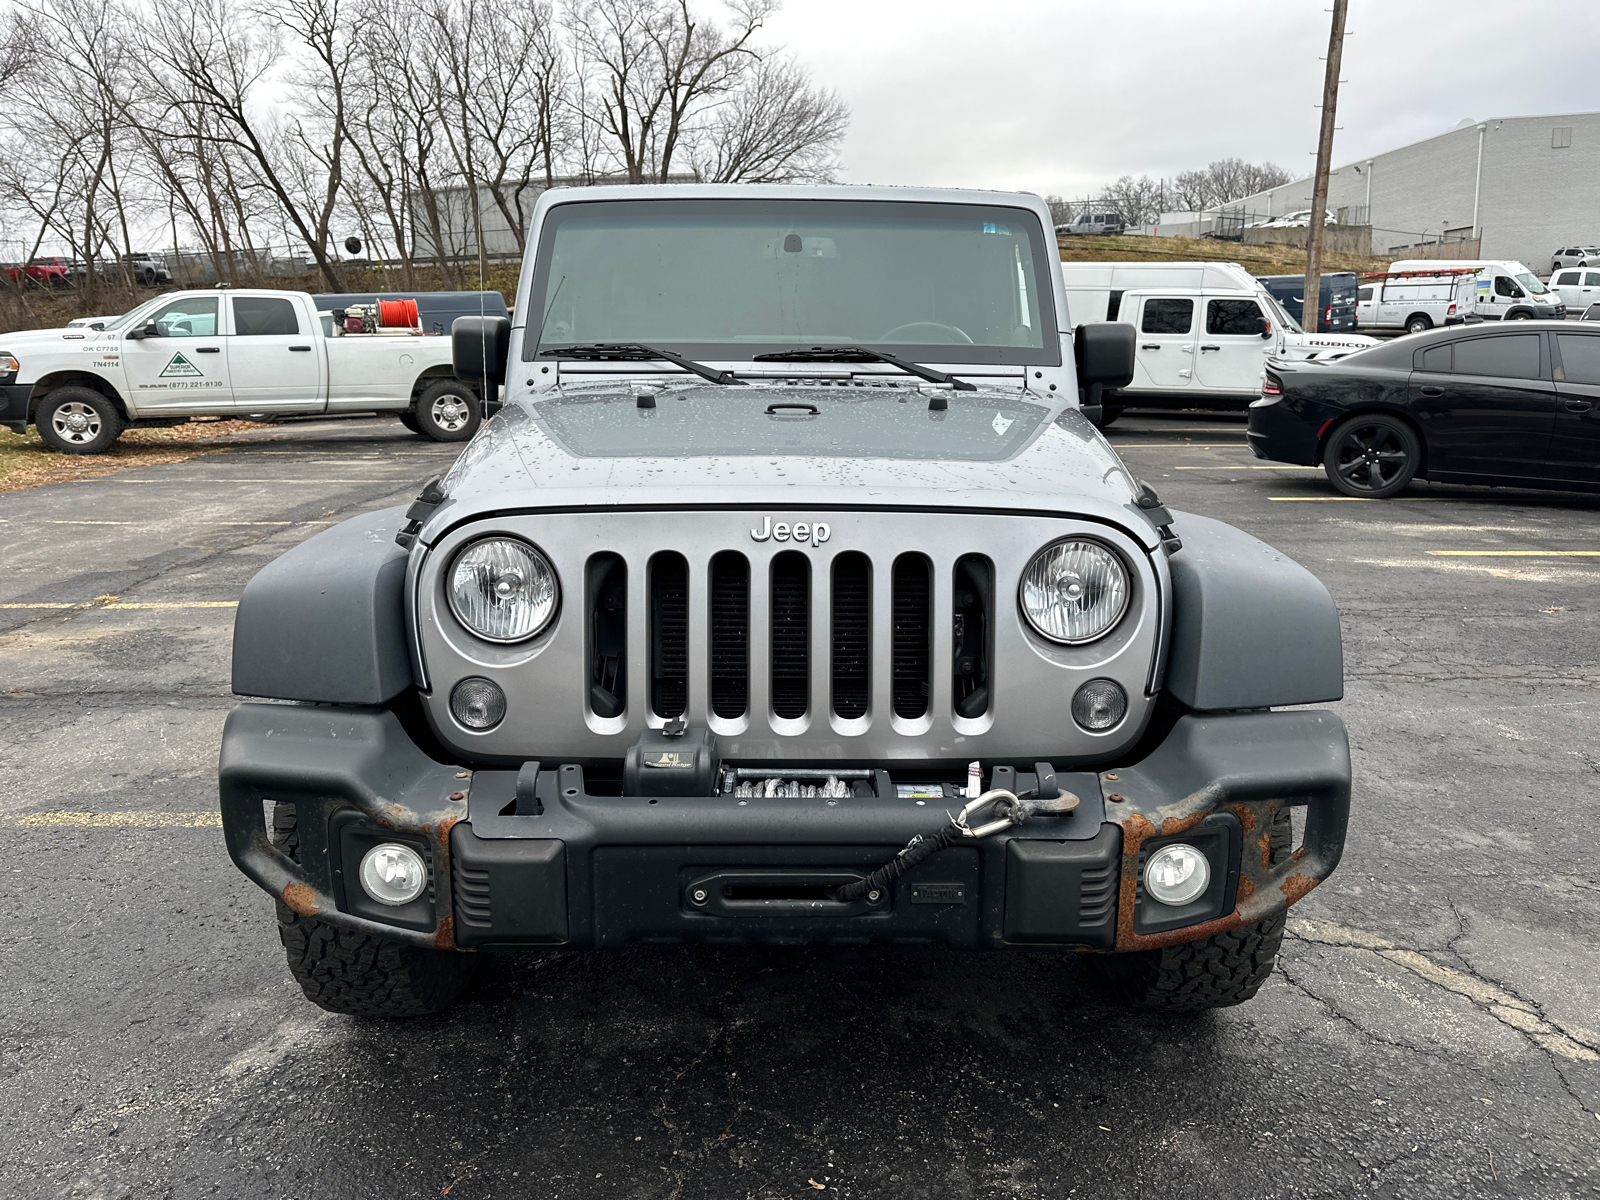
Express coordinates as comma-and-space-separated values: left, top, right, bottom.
1426, 550, 1600, 557
16, 811, 222, 828
0, 600, 237, 609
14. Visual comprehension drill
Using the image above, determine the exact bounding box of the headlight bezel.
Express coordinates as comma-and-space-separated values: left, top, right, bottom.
1016, 536, 1132, 646
445, 534, 560, 644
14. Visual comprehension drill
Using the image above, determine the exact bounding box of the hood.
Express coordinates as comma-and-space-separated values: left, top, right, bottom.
0, 325, 118, 350
424, 380, 1157, 548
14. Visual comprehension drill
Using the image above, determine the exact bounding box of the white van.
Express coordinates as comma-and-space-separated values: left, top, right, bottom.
1058, 261, 1377, 415
1387, 259, 1566, 321
1355, 269, 1477, 334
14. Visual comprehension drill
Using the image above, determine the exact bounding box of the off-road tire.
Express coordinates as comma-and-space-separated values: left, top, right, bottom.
35, 387, 125, 455
413, 379, 481, 442
1096, 810, 1293, 1012
271, 802, 476, 1018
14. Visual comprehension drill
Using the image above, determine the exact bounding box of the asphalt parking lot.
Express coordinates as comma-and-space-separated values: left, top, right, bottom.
1, 412, 1597, 1200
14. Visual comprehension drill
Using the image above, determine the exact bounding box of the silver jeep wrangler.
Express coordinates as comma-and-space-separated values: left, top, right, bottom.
220, 186, 1350, 1018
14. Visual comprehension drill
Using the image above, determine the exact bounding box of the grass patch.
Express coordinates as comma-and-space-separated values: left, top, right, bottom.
0, 417, 266, 495
1056, 233, 1389, 276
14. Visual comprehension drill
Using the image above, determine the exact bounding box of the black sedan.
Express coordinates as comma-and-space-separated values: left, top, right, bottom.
1247, 322, 1600, 498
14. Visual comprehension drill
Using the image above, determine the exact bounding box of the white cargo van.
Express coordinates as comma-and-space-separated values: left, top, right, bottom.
1354, 269, 1477, 334
1058, 261, 1376, 418
1387, 259, 1566, 321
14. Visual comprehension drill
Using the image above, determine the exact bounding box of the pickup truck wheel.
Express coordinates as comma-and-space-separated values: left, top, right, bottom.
270, 802, 477, 1018
1091, 404, 1123, 430
396, 410, 421, 434
36, 388, 125, 455
1322, 413, 1419, 499
1405, 314, 1432, 334
1095, 810, 1293, 1012
414, 380, 481, 442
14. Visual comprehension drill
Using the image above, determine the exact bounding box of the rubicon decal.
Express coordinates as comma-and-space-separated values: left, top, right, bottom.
749, 516, 831, 546
159, 352, 204, 378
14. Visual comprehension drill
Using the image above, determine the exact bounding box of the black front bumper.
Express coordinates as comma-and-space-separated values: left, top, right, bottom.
218, 703, 1351, 954
0, 383, 28, 433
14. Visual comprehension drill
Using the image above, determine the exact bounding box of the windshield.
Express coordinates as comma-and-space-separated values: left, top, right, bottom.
1514, 272, 1550, 295
527, 198, 1058, 366
1260, 289, 1303, 334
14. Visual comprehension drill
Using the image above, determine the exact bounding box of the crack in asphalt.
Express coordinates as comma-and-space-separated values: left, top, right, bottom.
1287, 918, 1600, 1064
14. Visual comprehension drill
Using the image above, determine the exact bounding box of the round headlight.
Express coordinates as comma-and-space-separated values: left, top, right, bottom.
1072, 678, 1127, 731
358, 843, 428, 906
450, 676, 506, 730
447, 537, 558, 642
1143, 844, 1211, 906
1019, 539, 1129, 644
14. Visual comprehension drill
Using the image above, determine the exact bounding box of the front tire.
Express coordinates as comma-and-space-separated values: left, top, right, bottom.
271, 802, 476, 1018
1096, 810, 1292, 1012
1322, 413, 1420, 499
1091, 404, 1123, 430
1405, 314, 1432, 335
35, 387, 125, 454
413, 379, 481, 442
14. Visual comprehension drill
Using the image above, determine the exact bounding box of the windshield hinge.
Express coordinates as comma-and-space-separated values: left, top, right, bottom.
396, 475, 447, 549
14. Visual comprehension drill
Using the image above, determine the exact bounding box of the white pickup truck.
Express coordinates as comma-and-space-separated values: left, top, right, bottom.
0, 287, 488, 453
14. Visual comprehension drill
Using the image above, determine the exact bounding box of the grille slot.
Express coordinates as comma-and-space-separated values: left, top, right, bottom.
709, 552, 749, 719
650, 553, 688, 718
831, 552, 871, 718
586, 553, 626, 718
952, 554, 992, 719
892, 554, 931, 719
770, 551, 810, 720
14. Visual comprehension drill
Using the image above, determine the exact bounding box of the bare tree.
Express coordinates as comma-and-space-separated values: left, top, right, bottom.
1098, 175, 1166, 226
1173, 158, 1292, 211
694, 55, 845, 183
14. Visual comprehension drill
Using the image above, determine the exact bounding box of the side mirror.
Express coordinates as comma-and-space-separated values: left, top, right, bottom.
127, 322, 160, 340
1074, 322, 1135, 422
452, 315, 511, 396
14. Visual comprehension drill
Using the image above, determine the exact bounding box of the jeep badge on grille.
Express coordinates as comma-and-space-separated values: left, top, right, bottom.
750, 516, 831, 546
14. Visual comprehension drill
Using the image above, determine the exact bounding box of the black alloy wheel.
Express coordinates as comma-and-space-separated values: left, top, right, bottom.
1322, 414, 1420, 499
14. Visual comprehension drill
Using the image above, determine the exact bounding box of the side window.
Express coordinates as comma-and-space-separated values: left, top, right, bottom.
1206, 298, 1265, 336
149, 297, 218, 338
1452, 335, 1541, 379
1141, 298, 1193, 334
1585, 272, 1600, 287
1493, 275, 1518, 297
232, 296, 301, 336
1417, 344, 1451, 372
1358, 287, 1374, 302
1556, 335, 1600, 385
1556, 271, 1580, 285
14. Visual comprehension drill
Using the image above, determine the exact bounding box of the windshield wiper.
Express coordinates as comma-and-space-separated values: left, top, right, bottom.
750, 345, 977, 391
539, 342, 743, 385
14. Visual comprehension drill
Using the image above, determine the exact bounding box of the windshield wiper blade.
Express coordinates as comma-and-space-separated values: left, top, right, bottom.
751, 345, 977, 391
538, 342, 743, 385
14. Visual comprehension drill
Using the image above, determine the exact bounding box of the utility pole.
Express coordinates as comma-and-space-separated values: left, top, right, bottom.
1304, 0, 1349, 332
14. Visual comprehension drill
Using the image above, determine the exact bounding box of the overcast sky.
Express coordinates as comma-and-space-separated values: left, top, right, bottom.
765, 0, 1597, 197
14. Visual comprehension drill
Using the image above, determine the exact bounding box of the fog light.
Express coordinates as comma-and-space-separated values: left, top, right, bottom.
1143, 844, 1210, 906
359, 843, 427, 906
1071, 678, 1127, 731
450, 676, 505, 730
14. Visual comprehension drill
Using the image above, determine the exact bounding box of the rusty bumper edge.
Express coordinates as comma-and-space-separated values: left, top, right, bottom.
218, 702, 468, 951
1105, 710, 1351, 953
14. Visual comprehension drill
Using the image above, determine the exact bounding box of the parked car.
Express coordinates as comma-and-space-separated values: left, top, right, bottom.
64, 315, 119, 330
1251, 209, 1334, 229
1389, 259, 1565, 322
1059, 211, 1125, 236
219, 183, 1352, 1019
1547, 268, 1600, 312
1059, 260, 1376, 422
1259, 272, 1358, 332
0, 288, 488, 452
1550, 246, 1600, 271
1354, 268, 1478, 335
1248, 322, 1600, 497
4, 256, 74, 287
1583, 302, 1600, 322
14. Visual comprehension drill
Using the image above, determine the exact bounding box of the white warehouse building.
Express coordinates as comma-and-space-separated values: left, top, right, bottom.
1232, 111, 1600, 270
